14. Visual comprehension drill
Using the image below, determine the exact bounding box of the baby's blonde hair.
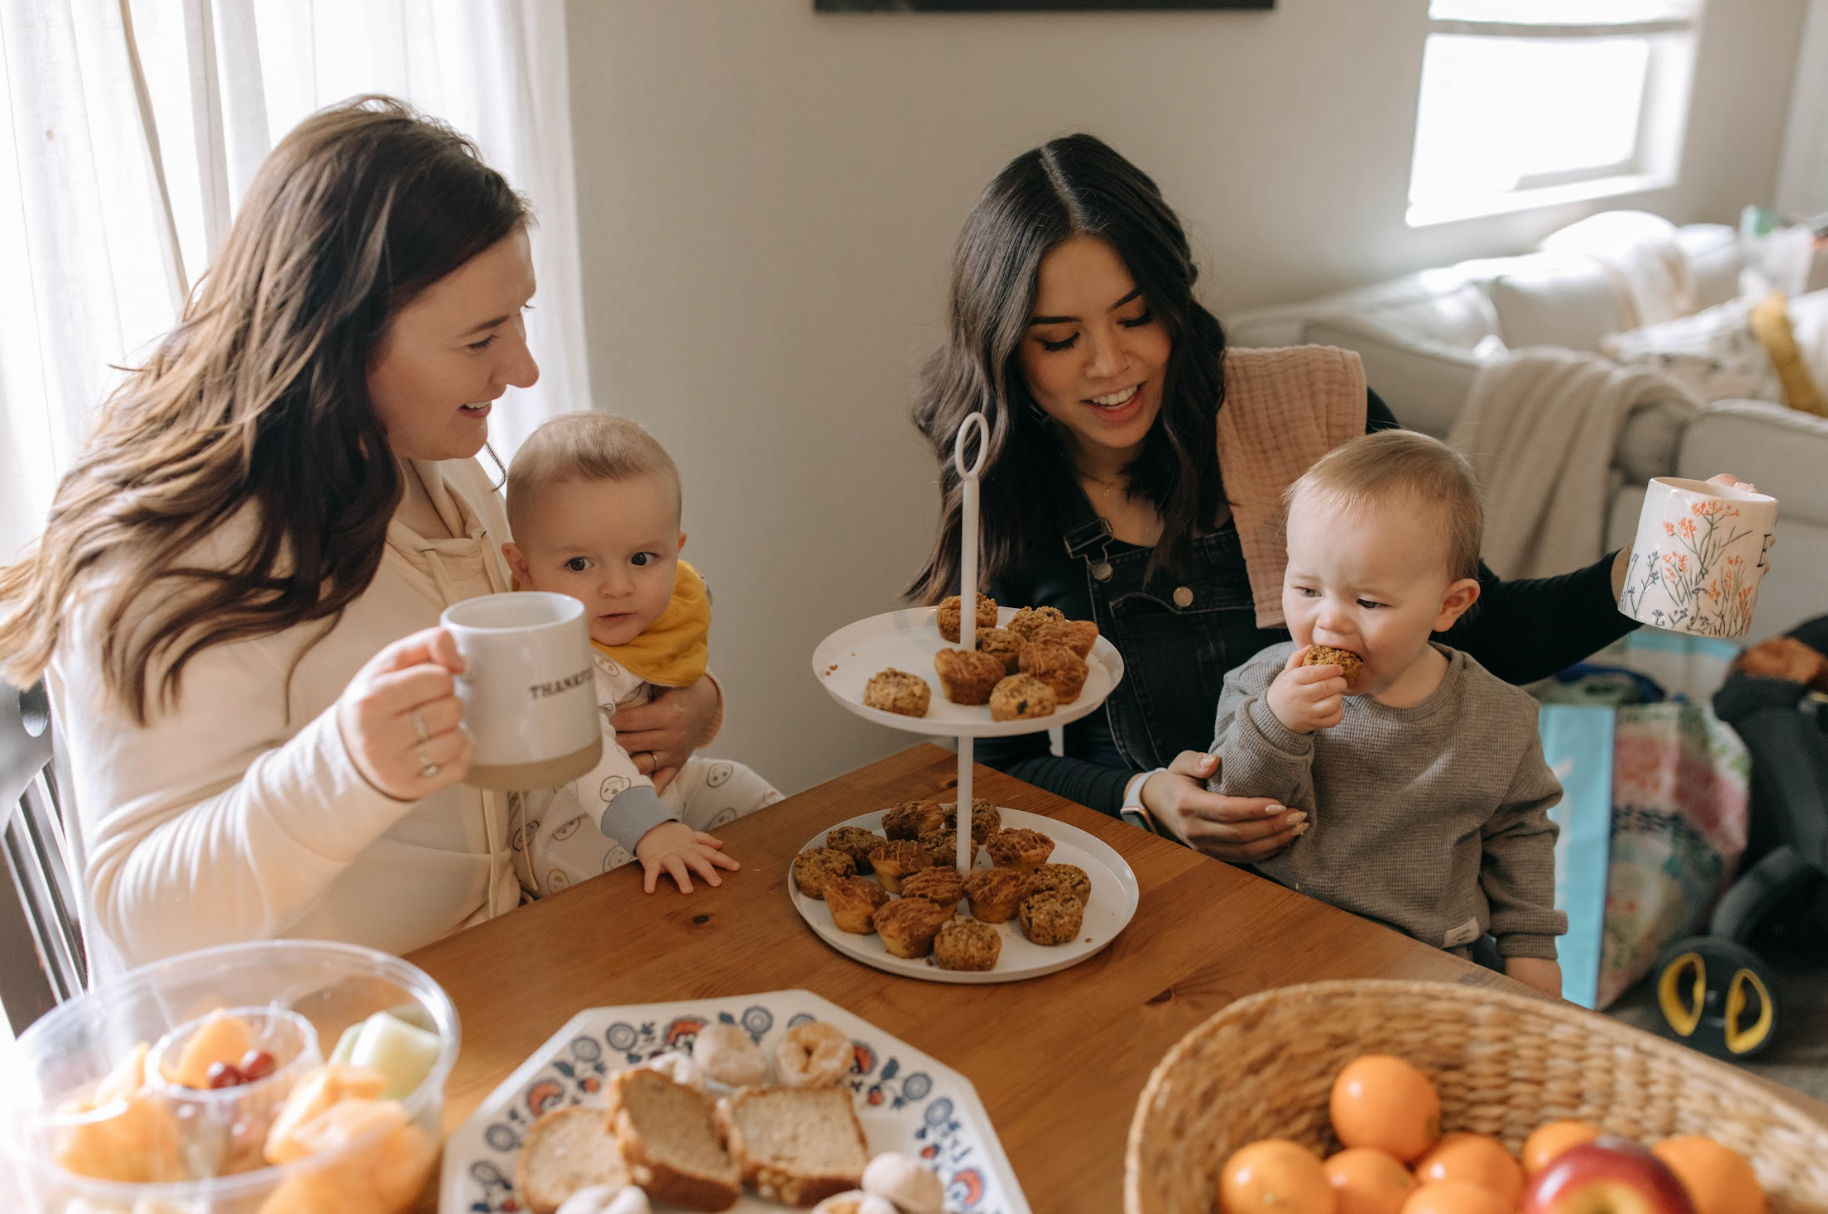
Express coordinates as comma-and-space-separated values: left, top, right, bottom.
1285, 430, 1483, 581
506, 412, 680, 537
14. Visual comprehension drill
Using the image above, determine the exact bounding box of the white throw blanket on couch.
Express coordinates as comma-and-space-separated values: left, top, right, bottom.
1448, 348, 1701, 579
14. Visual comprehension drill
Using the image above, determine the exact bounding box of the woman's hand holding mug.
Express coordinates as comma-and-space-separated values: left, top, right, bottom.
1142, 750, 1309, 863
337, 627, 475, 800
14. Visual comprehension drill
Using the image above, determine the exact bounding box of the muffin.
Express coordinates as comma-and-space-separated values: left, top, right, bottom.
1032, 618, 1100, 659
1029, 862, 1092, 906
932, 919, 1001, 973
942, 798, 1001, 845
989, 674, 1056, 722
793, 847, 857, 899
916, 828, 968, 867
933, 648, 1004, 706
824, 877, 892, 934
986, 827, 1054, 875
936, 592, 998, 643
975, 627, 1023, 674
872, 898, 952, 959
1019, 888, 1085, 945
824, 825, 887, 874
1006, 605, 1065, 641
898, 867, 966, 916
881, 800, 946, 841
867, 840, 934, 894
862, 669, 930, 717
1018, 641, 1088, 704
1302, 644, 1363, 687
963, 867, 1032, 924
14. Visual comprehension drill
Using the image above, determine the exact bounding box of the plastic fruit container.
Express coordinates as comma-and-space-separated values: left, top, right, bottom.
0, 939, 460, 1214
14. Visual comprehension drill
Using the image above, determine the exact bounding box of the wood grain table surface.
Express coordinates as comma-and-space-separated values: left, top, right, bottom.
406, 743, 1815, 1211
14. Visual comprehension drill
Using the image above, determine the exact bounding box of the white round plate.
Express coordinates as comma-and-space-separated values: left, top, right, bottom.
812, 607, 1124, 738
790, 807, 1140, 985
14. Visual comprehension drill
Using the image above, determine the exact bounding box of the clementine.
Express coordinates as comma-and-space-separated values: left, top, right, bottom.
1398, 1179, 1512, 1214
1652, 1135, 1766, 1214
1219, 1138, 1337, 1214
1413, 1132, 1523, 1205
1324, 1147, 1417, 1214
1522, 1119, 1602, 1175
1330, 1055, 1442, 1163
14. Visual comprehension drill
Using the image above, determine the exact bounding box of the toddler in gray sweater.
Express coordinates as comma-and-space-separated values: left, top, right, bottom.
1209, 430, 1566, 996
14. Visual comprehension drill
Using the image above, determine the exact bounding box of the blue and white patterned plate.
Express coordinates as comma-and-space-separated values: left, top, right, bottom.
439, 989, 1028, 1214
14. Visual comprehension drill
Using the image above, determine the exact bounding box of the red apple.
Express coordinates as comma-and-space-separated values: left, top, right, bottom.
1521, 1136, 1698, 1214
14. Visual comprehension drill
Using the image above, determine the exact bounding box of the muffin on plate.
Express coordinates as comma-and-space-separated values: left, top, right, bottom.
986, 827, 1055, 876
793, 847, 857, 899
934, 648, 1003, 706
916, 828, 970, 867
1018, 641, 1088, 704
963, 868, 1033, 924
823, 825, 887, 874
881, 800, 946, 841
975, 627, 1023, 674
862, 669, 930, 717
867, 840, 934, 894
1019, 888, 1085, 946
824, 877, 892, 934
936, 592, 998, 643
1032, 618, 1100, 659
1029, 862, 1092, 906
933, 919, 1001, 972
989, 674, 1056, 722
1007, 605, 1065, 641
942, 798, 1001, 845
872, 898, 952, 959
898, 867, 966, 916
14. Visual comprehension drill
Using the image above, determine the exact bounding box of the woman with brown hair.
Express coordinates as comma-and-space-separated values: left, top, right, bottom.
0, 97, 722, 971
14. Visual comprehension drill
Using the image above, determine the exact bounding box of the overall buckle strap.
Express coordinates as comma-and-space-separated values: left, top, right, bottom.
1062, 517, 1114, 561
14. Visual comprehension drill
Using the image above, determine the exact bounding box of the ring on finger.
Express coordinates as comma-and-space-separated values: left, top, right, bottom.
412, 709, 430, 743
416, 744, 439, 780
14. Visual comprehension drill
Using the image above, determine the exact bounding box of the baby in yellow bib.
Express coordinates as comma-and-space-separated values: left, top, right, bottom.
503, 413, 780, 897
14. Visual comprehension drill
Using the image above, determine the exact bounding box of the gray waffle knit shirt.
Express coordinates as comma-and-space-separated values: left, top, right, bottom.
1210, 641, 1567, 960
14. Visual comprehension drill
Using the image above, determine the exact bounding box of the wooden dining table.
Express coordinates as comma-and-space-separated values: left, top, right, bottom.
406, 743, 1556, 1211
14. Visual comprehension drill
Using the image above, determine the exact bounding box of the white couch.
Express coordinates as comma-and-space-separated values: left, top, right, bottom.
1225, 218, 1828, 644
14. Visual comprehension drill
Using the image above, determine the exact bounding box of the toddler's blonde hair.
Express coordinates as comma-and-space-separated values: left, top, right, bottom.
1286, 430, 1483, 581
506, 412, 680, 537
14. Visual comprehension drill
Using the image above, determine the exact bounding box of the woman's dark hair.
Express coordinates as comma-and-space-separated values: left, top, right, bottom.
908, 133, 1226, 602
0, 95, 529, 721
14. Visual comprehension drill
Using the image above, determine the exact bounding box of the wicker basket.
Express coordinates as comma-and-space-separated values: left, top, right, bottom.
1125, 980, 1828, 1214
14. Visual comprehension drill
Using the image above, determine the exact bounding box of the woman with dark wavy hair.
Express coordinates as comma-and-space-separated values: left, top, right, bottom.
911, 134, 1652, 862
0, 97, 723, 970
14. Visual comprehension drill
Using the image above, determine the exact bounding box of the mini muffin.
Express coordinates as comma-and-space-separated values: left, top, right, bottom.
936, 592, 998, 643
867, 839, 934, 894
1018, 641, 1088, 704
916, 828, 971, 868
942, 798, 1001, 845
1032, 618, 1100, 659
898, 867, 966, 916
824, 877, 892, 934
1007, 605, 1066, 641
882, 799, 946, 841
975, 627, 1023, 674
989, 674, 1057, 722
1029, 862, 1092, 906
1302, 644, 1363, 687
862, 668, 930, 717
872, 898, 952, 959
933, 919, 1002, 972
986, 827, 1054, 875
933, 648, 1004, 706
1019, 888, 1085, 946
793, 847, 857, 899
824, 825, 887, 874
963, 867, 1033, 924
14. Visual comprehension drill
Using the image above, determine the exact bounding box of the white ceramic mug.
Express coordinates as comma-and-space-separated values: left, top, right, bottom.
440, 592, 602, 790
1617, 477, 1778, 639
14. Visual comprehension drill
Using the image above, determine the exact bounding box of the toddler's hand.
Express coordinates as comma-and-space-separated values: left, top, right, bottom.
1266, 646, 1348, 734
635, 820, 741, 894
1504, 956, 1563, 999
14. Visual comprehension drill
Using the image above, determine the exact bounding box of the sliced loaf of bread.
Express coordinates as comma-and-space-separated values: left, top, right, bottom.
716, 1085, 870, 1206
604, 1068, 741, 1211
515, 1104, 630, 1214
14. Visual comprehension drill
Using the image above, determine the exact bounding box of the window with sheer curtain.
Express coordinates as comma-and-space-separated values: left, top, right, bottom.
0, 0, 590, 564
1407, 0, 1701, 227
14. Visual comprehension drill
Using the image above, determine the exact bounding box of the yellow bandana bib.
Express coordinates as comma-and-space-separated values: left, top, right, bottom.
592, 559, 711, 687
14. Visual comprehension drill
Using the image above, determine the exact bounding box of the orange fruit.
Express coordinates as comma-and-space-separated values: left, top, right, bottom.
1398, 1179, 1513, 1214
1522, 1119, 1602, 1175
1413, 1132, 1523, 1205
1219, 1138, 1336, 1214
1330, 1055, 1442, 1163
1324, 1147, 1417, 1214
1652, 1135, 1766, 1214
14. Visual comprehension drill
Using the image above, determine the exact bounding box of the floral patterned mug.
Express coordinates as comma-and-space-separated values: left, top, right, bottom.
1617, 477, 1777, 639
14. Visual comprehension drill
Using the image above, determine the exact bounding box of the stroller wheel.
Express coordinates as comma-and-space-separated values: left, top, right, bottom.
1654, 936, 1781, 1058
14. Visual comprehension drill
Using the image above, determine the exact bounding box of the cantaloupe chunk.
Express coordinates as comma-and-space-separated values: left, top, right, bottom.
256, 1099, 437, 1214
263, 1063, 387, 1165
169, 1009, 255, 1089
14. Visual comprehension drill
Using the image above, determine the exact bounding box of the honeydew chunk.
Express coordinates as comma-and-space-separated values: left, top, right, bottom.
329, 1022, 363, 1066
346, 1010, 442, 1101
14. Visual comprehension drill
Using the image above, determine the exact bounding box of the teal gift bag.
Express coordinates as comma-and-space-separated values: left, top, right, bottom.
1537, 704, 1616, 1008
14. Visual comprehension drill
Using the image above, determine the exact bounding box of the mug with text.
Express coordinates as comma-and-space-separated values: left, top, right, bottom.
441, 592, 602, 790
1617, 477, 1777, 639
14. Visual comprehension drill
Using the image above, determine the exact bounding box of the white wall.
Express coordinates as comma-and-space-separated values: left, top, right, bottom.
566, 0, 1805, 795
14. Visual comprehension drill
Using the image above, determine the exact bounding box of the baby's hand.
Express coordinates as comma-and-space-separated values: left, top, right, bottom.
1267, 646, 1348, 734
634, 820, 741, 894
1504, 956, 1563, 999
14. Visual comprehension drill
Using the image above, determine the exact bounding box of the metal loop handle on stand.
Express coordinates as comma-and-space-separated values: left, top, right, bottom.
952, 412, 989, 875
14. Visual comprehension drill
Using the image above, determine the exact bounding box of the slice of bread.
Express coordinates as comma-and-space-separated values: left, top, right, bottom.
605, 1068, 741, 1211
716, 1085, 870, 1207
516, 1104, 630, 1214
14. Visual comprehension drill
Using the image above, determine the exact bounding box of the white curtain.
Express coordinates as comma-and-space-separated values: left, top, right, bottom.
0, 0, 591, 563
